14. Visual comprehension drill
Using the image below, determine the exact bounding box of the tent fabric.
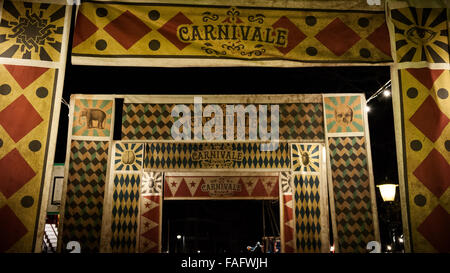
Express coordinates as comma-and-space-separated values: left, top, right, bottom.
386, 0, 450, 253
71, 1, 392, 67
0, 0, 71, 253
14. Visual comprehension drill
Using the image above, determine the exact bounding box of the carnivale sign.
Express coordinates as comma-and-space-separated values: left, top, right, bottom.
200, 177, 242, 197
191, 143, 244, 168
72, 2, 391, 65
178, 7, 289, 56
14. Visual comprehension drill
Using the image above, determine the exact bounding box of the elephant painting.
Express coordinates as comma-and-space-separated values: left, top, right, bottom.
80, 108, 107, 129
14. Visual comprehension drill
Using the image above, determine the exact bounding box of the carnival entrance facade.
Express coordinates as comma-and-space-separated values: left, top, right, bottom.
58, 94, 377, 254
0, 0, 448, 253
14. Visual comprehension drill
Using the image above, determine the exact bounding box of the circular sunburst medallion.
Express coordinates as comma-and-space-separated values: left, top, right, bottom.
324, 96, 364, 133
115, 143, 143, 171
391, 7, 449, 63
292, 144, 320, 173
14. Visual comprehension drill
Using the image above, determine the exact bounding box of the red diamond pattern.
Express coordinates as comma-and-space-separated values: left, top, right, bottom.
417, 205, 450, 253
409, 96, 449, 142
0, 95, 43, 143
0, 149, 37, 198
4, 65, 49, 90
72, 12, 99, 48
406, 68, 445, 90
366, 22, 391, 57
315, 18, 361, 56
413, 149, 450, 198
158, 12, 193, 50
104, 10, 151, 50
272, 16, 306, 55
0, 205, 28, 252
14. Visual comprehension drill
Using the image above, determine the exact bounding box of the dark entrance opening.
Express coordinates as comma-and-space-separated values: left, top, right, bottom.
162, 200, 280, 253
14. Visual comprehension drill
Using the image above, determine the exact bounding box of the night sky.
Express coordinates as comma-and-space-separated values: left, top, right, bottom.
55, 10, 400, 252
59, 64, 396, 185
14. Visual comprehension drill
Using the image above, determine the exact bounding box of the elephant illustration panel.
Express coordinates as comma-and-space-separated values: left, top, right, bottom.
72, 99, 113, 137
324, 95, 364, 134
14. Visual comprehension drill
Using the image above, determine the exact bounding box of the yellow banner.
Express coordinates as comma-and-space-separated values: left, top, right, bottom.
72, 1, 392, 66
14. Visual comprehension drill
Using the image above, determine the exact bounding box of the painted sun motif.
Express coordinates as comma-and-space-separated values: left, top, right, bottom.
391, 7, 449, 63
0, 1, 66, 61
115, 143, 143, 171
291, 144, 320, 173
324, 95, 364, 133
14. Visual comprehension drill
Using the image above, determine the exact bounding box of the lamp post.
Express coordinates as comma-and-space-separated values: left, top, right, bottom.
376, 177, 398, 252
377, 183, 398, 202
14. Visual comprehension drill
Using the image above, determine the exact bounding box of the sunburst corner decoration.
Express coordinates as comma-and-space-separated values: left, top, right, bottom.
291, 144, 320, 173
114, 143, 144, 171
324, 95, 364, 133
0, 1, 66, 62
391, 7, 449, 63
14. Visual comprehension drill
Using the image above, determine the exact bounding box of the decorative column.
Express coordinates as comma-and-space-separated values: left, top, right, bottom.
387, 0, 450, 253
323, 94, 380, 253
58, 95, 115, 253
0, 0, 72, 252
290, 143, 330, 253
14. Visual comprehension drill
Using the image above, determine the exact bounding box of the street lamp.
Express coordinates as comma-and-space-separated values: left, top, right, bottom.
377, 184, 398, 202
377, 177, 400, 253
377, 179, 398, 202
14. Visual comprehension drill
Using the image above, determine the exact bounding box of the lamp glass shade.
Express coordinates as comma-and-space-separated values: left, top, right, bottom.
377, 184, 397, 202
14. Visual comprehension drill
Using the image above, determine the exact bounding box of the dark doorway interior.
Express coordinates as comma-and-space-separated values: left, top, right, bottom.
162, 200, 280, 253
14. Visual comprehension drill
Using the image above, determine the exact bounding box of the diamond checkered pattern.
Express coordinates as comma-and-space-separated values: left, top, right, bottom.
293, 174, 322, 253
110, 174, 140, 253
121, 103, 324, 141
62, 141, 108, 253
328, 137, 375, 253
143, 142, 290, 169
